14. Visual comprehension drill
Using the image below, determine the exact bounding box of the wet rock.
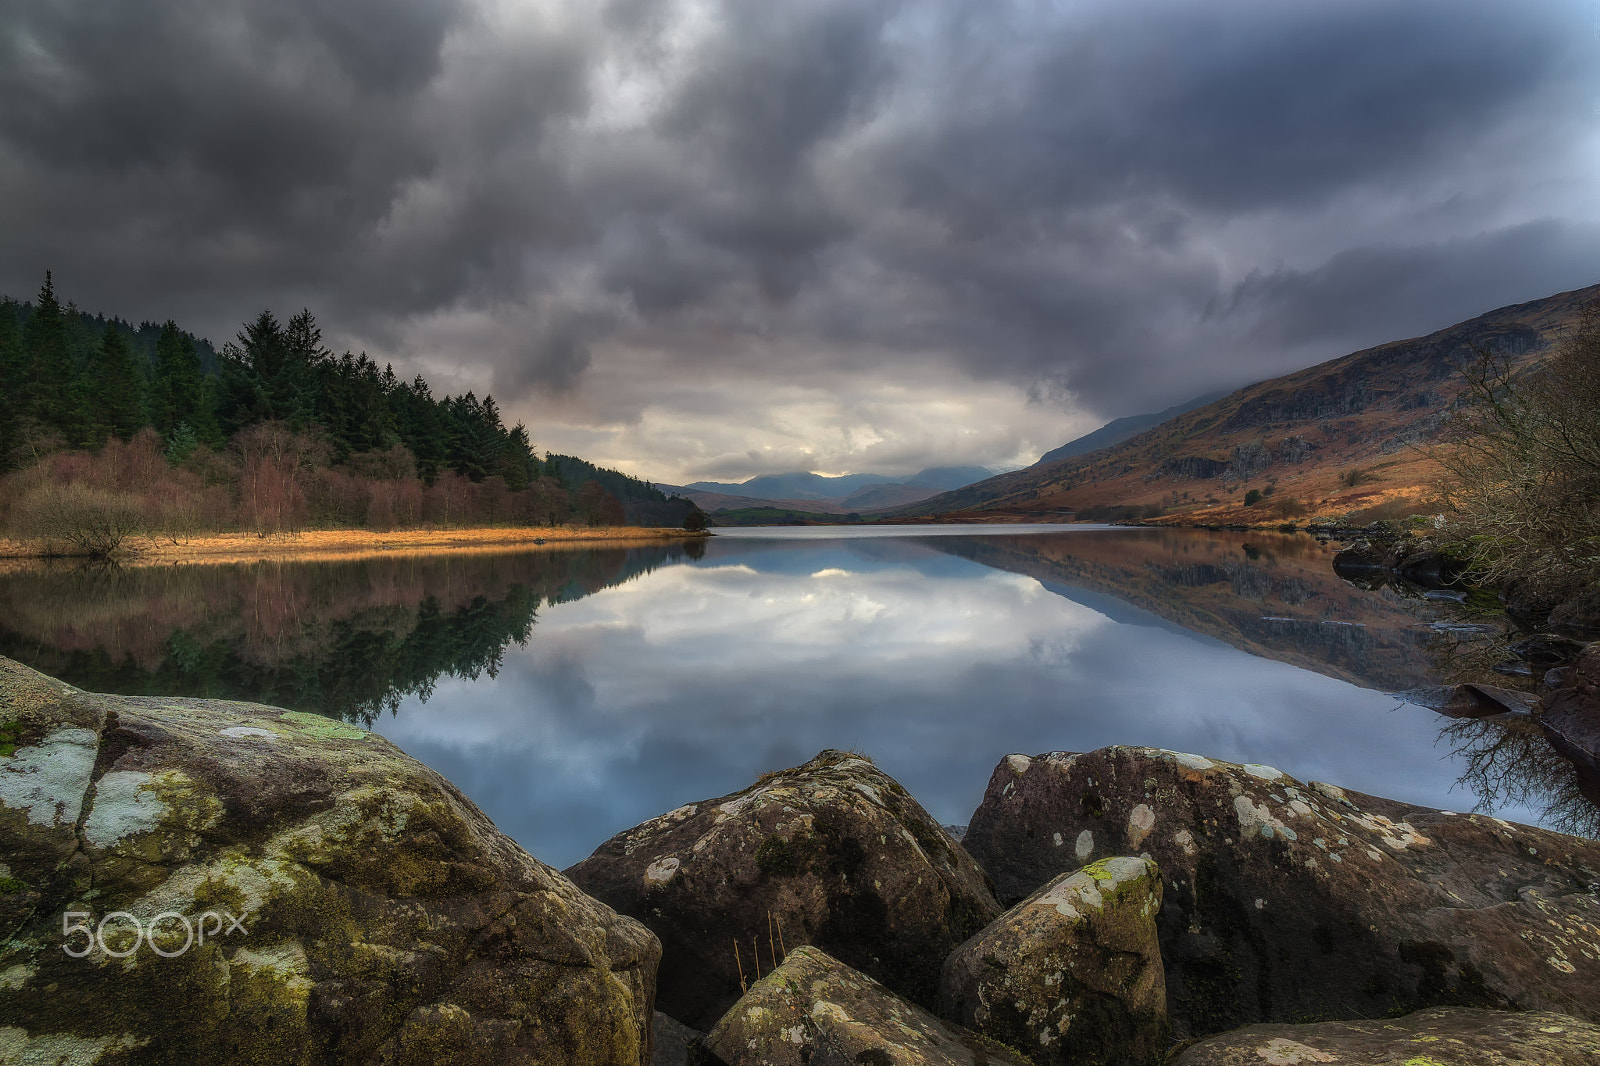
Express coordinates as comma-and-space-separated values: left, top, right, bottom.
566, 750, 1001, 1031
1393, 548, 1467, 589
703, 946, 1029, 1066
1499, 575, 1571, 632
1168, 1006, 1600, 1065
0, 656, 658, 1066
1549, 585, 1600, 640
1510, 633, 1589, 667
1330, 540, 1386, 574
1399, 683, 1537, 720
963, 746, 1600, 1039
940, 856, 1166, 1066
1541, 645, 1600, 775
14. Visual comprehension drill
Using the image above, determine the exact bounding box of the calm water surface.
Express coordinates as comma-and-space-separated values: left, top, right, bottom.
1, 525, 1583, 867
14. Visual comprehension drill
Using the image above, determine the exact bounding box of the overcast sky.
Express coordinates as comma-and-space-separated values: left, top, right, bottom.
3, 0, 1598, 483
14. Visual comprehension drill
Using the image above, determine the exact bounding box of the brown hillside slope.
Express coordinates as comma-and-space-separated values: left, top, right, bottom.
903, 283, 1600, 525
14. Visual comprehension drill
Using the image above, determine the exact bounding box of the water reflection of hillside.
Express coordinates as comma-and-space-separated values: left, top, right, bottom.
0, 544, 698, 723
930, 530, 1443, 691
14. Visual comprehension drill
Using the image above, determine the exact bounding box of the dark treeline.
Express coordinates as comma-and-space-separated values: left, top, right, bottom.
0, 273, 701, 541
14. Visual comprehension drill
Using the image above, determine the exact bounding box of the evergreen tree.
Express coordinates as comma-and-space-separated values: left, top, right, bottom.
87, 328, 146, 442
151, 320, 204, 435
23, 272, 80, 434
0, 301, 22, 468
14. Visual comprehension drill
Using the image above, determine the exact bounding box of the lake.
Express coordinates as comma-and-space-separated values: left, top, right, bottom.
1, 524, 1587, 868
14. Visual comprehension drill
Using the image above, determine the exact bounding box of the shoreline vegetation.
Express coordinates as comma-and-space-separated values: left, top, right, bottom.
0, 524, 707, 567
0, 277, 708, 559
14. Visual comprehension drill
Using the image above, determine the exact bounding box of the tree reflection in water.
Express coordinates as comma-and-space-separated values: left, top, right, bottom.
0, 543, 696, 725
1440, 715, 1600, 837
1421, 612, 1599, 837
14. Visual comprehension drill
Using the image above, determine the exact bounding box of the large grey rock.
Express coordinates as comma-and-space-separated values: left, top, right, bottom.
703, 946, 1030, 1066
566, 750, 1001, 1031
0, 656, 658, 1065
941, 856, 1166, 1066
1169, 1006, 1600, 1065
963, 746, 1600, 1039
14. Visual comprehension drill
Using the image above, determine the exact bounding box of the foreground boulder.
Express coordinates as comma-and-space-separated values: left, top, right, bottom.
704, 946, 1029, 1066
0, 656, 658, 1065
963, 747, 1600, 1038
941, 856, 1166, 1066
1169, 1006, 1600, 1065
567, 750, 1000, 1031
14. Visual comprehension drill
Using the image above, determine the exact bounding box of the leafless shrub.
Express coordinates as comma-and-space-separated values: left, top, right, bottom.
1436, 300, 1600, 594
9, 482, 146, 557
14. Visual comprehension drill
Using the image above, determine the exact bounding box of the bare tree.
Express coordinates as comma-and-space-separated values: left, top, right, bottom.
1437, 301, 1600, 594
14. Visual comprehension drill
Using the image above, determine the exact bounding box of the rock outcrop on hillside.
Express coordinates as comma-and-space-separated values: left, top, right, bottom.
703, 946, 1031, 1066
0, 656, 658, 1066
941, 856, 1167, 1066
962, 746, 1600, 1039
1168, 1006, 1600, 1065
566, 750, 1001, 1031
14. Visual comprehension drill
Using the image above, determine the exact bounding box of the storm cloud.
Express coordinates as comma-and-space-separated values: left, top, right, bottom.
2, 0, 1596, 481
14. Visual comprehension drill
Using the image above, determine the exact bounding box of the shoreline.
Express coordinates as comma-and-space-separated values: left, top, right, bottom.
0, 525, 708, 568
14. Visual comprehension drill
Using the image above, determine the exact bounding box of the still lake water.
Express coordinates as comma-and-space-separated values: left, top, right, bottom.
0, 525, 1581, 867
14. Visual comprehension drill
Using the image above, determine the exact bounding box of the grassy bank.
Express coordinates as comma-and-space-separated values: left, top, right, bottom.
0, 525, 709, 567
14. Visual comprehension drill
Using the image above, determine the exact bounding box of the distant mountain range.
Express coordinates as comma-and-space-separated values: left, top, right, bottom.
671, 466, 995, 515
894, 282, 1600, 524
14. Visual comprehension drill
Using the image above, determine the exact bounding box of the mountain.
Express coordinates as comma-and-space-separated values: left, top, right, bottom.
1038, 391, 1229, 464
676, 465, 997, 517
896, 283, 1600, 524
686, 471, 892, 500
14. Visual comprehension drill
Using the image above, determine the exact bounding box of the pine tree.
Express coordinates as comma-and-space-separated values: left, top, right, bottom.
0, 300, 22, 468
23, 271, 80, 434
152, 320, 204, 435
88, 327, 146, 442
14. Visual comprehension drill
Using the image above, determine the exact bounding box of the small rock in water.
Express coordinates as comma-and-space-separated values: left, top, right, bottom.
1423, 588, 1468, 602
1510, 633, 1589, 666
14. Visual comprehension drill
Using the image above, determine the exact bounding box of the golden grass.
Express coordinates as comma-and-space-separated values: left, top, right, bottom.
0, 525, 707, 568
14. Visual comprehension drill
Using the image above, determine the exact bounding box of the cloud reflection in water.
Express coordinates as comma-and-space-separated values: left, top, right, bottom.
369, 535, 1522, 868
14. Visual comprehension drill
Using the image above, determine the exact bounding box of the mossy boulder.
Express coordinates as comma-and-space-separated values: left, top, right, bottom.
1169, 1006, 1600, 1065
940, 856, 1166, 1066
703, 946, 1031, 1066
565, 750, 1001, 1031
963, 747, 1600, 1039
0, 656, 659, 1065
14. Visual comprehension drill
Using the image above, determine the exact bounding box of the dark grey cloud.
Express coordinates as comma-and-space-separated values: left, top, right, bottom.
1, 0, 1596, 478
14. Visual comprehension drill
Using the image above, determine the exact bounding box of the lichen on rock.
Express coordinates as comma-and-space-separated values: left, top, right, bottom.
704, 946, 1030, 1066
0, 655, 659, 1066
963, 744, 1600, 1039
566, 749, 1001, 1031
941, 855, 1167, 1066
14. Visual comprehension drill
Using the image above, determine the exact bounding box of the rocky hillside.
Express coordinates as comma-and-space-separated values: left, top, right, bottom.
900, 283, 1600, 525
